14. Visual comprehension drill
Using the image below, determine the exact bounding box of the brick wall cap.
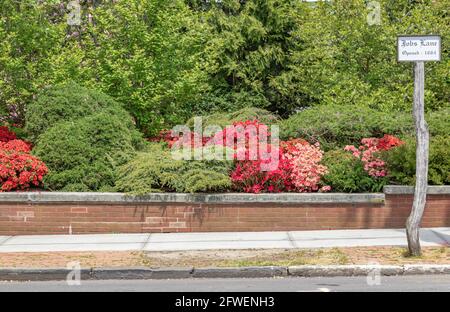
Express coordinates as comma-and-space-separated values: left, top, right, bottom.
0, 192, 385, 204
384, 185, 450, 195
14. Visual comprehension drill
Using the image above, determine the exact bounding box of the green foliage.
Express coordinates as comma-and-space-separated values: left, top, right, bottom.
33, 110, 145, 191
8, 125, 28, 141
186, 106, 279, 128
80, 0, 210, 135
273, 0, 449, 113
115, 143, 233, 194
25, 82, 124, 142
198, 0, 302, 116
0, 0, 64, 124
1, 0, 448, 133
1, 0, 209, 135
192, 90, 272, 116
322, 150, 388, 193
279, 105, 411, 150
384, 136, 450, 186
199, 0, 449, 116
280, 105, 450, 150
428, 108, 450, 138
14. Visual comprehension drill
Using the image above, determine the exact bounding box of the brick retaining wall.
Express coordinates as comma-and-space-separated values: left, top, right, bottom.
0, 186, 448, 235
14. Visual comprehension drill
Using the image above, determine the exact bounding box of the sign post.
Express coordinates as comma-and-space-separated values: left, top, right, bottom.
397, 35, 441, 256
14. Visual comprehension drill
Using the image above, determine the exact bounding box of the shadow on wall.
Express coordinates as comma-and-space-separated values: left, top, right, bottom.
343, 202, 390, 230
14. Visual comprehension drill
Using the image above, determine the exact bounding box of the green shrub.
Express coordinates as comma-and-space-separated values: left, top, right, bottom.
322, 150, 388, 193
191, 91, 272, 118
384, 135, 450, 186
428, 108, 450, 138
115, 143, 233, 194
33, 110, 144, 191
25, 82, 124, 142
279, 105, 448, 150
186, 107, 279, 128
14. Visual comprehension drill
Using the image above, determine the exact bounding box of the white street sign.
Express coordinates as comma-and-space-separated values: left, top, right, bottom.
397, 35, 441, 62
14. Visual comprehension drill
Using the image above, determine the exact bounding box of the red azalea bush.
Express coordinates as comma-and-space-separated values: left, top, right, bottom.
376, 134, 404, 151
149, 120, 269, 154
148, 129, 179, 147
0, 126, 48, 191
147, 124, 404, 193
148, 129, 209, 149
210, 120, 270, 160
230, 144, 294, 193
0, 147, 48, 191
231, 137, 330, 193
0, 139, 32, 153
0, 126, 17, 142
216, 120, 287, 193
149, 121, 331, 193
344, 135, 403, 177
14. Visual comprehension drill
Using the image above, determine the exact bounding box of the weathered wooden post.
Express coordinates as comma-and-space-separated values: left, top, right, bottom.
397, 35, 441, 256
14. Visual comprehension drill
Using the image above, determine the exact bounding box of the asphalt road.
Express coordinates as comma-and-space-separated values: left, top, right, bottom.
0, 275, 449, 292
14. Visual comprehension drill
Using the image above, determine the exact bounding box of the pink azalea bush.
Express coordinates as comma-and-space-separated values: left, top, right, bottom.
283, 140, 329, 192
149, 120, 331, 193
147, 123, 405, 194
344, 135, 404, 178
230, 135, 330, 193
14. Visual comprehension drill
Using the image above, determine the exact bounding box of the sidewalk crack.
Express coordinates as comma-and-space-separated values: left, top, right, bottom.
287, 232, 298, 249
0, 236, 13, 246
430, 229, 450, 246
141, 233, 152, 251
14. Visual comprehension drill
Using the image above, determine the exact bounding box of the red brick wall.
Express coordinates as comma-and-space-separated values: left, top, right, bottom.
0, 194, 448, 235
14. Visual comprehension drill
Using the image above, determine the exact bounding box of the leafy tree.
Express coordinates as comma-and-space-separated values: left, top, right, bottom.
195, 0, 448, 116
1, 0, 210, 135
1, 0, 448, 133
273, 0, 449, 113
197, 0, 302, 116
78, 0, 210, 135
0, 0, 64, 124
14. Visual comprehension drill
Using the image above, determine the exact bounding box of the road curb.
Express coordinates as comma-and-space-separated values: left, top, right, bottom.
288, 265, 403, 277
0, 268, 91, 281
92, 267, 194, 280
0, 265, 449, 281
192, 266, 287, 278
403, 264, 450, 275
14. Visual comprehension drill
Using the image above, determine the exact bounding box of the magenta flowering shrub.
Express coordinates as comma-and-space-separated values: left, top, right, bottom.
150, 120, 331, 193
147, 124, 406, 193
231, 136, 330, 193
344, 135, 404, 177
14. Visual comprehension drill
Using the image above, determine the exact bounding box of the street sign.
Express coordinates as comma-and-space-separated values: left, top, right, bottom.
397, 35, 441, 62
399, 34, 442, 255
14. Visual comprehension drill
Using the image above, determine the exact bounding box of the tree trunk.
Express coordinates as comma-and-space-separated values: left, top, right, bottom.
406, 61, 429, 257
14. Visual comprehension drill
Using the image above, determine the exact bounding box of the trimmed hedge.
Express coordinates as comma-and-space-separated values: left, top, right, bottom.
33, 110, 144, 192
186, 107, 279, 128
279, 105, 449, 150
384, 135, 450, 186
25, 82, 124, 142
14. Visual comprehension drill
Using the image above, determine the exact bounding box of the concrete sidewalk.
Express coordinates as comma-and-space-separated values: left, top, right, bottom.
0, 228, 448, 253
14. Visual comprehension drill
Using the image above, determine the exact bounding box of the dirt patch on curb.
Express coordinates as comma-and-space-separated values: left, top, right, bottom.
0, 251, 143, 268
142, 247, 450, 267
0, 247, 448, 268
